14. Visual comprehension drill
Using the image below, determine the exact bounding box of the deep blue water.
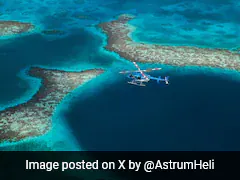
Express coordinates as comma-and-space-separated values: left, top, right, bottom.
0, 29, 112, 104
65, 73, 240, 151
0, 0, 239, 151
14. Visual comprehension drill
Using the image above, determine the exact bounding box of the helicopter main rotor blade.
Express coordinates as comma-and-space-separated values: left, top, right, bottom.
119, 68, 162, 74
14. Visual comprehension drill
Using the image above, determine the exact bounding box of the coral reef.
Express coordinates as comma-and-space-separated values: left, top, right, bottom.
41, 29, 65, 35
0, 21, 34, 36
0, 67, 104, 143
99, 14, 240, 71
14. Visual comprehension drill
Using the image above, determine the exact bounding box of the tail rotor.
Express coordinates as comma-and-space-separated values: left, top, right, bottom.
165, 76, 169, 85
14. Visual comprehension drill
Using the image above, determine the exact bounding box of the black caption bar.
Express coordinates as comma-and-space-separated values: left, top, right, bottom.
0, 151, 239, 179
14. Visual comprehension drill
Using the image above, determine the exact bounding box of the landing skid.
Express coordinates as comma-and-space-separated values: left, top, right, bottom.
128, 81, 146, 86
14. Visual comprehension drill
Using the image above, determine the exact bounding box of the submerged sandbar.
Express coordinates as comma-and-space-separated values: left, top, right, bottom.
98, 14, 240, 71
0, 67, 104, 143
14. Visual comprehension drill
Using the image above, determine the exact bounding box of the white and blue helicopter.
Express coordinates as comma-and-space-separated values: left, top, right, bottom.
119, 62, 169, 86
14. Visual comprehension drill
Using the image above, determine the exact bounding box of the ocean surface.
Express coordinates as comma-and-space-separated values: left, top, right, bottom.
65, 72, 240, 151
0, 0, 239, 151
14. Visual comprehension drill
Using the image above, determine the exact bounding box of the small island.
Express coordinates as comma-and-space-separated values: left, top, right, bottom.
98, 14, 240, 71
0, 21, 34, 36
0, 67, 104, 143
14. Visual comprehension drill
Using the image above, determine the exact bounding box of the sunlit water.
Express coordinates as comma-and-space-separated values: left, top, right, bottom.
0, 0, 239, 150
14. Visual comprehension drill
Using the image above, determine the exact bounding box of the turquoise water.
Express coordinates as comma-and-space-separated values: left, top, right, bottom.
1, 0, 239, 49
0, 0, 239, 150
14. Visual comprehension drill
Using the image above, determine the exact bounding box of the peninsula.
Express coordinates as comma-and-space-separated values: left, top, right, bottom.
0, 21, 34, 36
0, 67, 104, 143
98, 14, 240, 71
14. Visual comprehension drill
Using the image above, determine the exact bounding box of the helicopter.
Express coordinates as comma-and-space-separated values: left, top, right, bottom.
119, 62, 169, 86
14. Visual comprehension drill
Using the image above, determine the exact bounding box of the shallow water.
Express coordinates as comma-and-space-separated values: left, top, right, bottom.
0, 0, 239, 150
